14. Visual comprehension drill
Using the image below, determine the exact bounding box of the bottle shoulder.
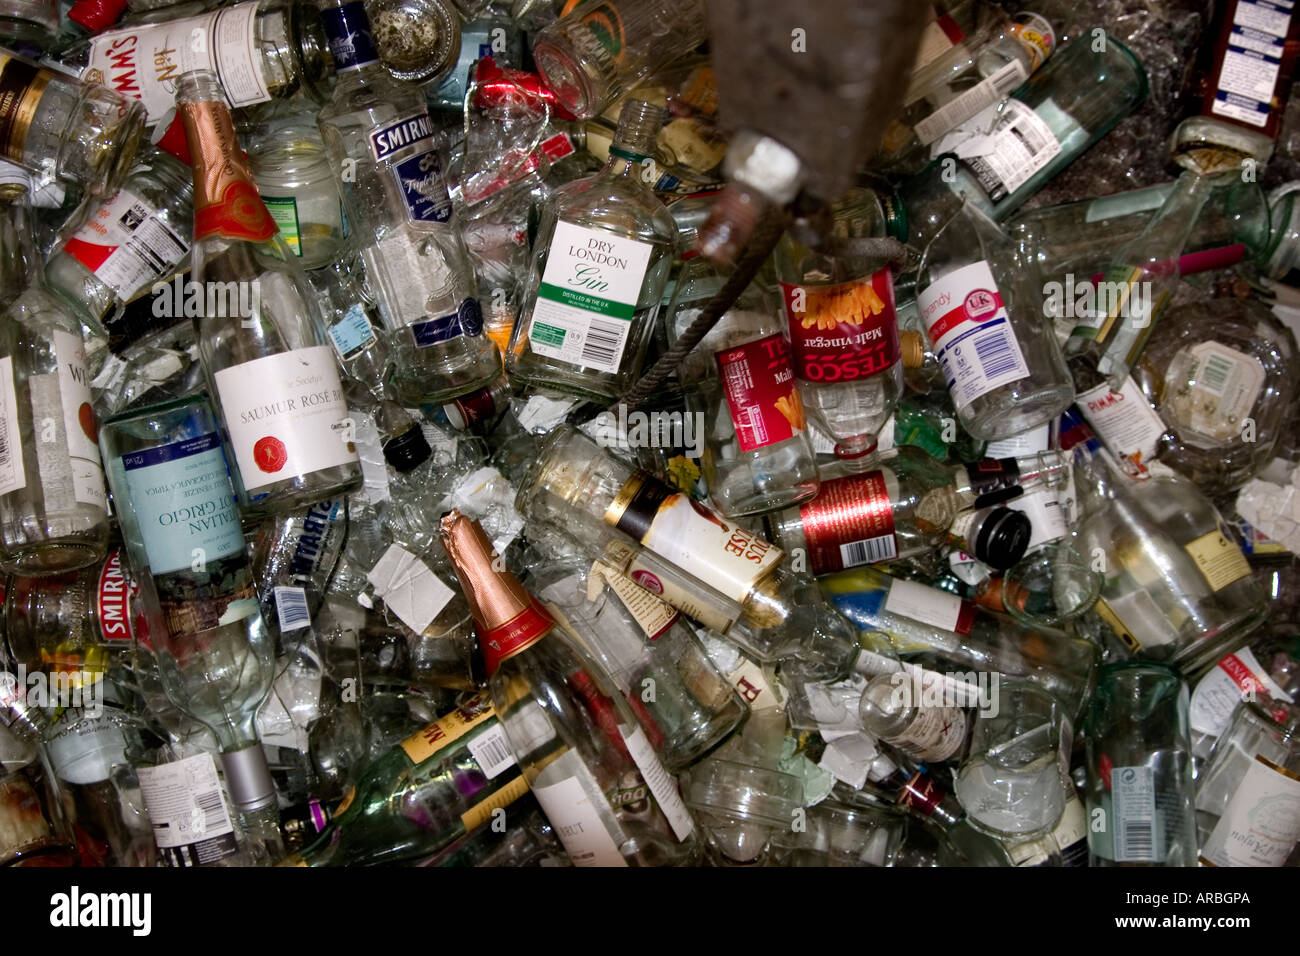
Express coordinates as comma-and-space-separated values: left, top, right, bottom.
546, 176, 677, 247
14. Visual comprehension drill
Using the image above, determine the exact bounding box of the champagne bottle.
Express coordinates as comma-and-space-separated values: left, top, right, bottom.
440, 510, 701, 866
179, 69, 361, 517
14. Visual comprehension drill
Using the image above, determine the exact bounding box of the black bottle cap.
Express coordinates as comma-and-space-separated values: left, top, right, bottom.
971, 507, 1032, 571
382, 426, 432, 473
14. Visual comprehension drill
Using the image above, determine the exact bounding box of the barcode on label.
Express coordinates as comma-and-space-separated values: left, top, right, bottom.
1117, 819, 1153, 860
194, 789, 229, 834
0, 411, 9, 465
973, 330, 1020, 380
581, 318, 625, 370
273, 586, 311, 631
839, 534, 898, 568
1199, 353, 1233, 394
466, 724, 516, 779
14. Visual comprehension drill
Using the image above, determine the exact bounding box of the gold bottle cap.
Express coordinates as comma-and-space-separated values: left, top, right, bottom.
899, 329, 925, 368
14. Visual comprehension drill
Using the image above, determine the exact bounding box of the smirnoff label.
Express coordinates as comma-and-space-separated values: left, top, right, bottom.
367, 111, 452, 224
86, 3, 270, 124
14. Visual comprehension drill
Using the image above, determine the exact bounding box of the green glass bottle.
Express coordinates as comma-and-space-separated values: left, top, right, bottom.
285, 691, 529, 867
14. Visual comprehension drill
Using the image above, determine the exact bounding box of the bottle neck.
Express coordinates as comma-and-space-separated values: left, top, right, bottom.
603, 148, 650, 182
319, 0, 382, 73
0, 187, 40, 297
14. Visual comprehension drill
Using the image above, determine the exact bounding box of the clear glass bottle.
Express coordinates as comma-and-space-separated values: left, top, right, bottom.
897, 34, 1149, 251
0, 185, 109, 576
314, 0, 501, 406
440, 510, 702, 866
531, 0, 709, 120
247, 114, 347, 270
1073, 438, 1268, 676
670, 277, 819, 517
180, 69, 361, 516
774, 188, 906, 458
0, 47, 144, 195
66, 0, 333, 127
916, 201, 1073, 440
98, 394, 281, 837
507, 98, 676, 402
44, 150, 193, 332
858, 671, 968, 763
0, 0, 57, 47
1195, 697, 1300, 867
1083, 661, 1198, 866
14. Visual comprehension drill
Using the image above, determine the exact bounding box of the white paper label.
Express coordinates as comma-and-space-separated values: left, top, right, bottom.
728, 658, 782, 710
518, 393, 580, 432
87, 3, 270, 123
884, 577, 964, 632
529, 220, 653, 373
65, 188, 187, 300
1190, 647, 1293, 738
1211, 0, 1292, 129
213, 346, 355, 493
1005, 487, 1067, 548
1167, 341, 1266, 441
136, 752, 239, 866
1076, 376, 1167, 473
959, 99, 1062, 198
0, 356, 24, 497
918, 260, 1030, 410
273, 585, 310, 632
1201, 754, 1300, 866
365, 544, 455, 636
1111, 764, 1160, 862
620, 724, 695, 842
531, 774, 628, 867
915, 60, 1029, 145
52, 329, 106, 508
984, 423, 1050, 457
466, 723, 517, 780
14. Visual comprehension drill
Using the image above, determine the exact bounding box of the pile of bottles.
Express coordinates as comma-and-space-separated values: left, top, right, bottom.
1, 0, 1299, 869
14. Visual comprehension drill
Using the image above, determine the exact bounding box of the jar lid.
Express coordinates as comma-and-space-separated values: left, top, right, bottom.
367, 0, 461, 85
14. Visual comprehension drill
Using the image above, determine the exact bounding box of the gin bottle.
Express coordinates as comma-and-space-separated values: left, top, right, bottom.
0, 182, 109, 576
314, 0, 500, 407
507, 98, 676, 402
179, 69, 361, 516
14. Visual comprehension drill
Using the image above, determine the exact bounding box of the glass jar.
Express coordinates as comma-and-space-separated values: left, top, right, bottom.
248, 117, 348, 270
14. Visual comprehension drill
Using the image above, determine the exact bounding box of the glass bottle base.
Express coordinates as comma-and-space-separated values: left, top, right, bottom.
0, 534, 107, 577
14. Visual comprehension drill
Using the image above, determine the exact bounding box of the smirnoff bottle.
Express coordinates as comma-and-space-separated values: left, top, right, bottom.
314, 0, 501, 407
179, 69, 361, 516
440, 510, 701, 866
507, 98, 677, 402
0, 181, 109, 575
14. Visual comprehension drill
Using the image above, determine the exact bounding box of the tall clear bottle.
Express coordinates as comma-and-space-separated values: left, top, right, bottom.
0, 180, 109, 575
314, 0, 500, 407
98, 393, 283, 859
916, 201, 1073, 440
774, 187, 906, 458
440, 510, 701, 867
180, 69, 361, 516
507, 98, 676, 402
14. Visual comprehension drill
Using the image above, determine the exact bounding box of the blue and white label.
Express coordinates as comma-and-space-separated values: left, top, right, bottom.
321, 1, 380, 71
368, 113, 435, 163
329, 304, 378, 360
368, 112, 452, 224
411, 311, 464, 347
1211, 0, 1294, 129
120, 432, 244, 575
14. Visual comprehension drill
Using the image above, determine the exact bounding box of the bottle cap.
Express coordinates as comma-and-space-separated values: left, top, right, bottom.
899, 329, 925, 368
68, 0, 126, 32
381, 426, 431, 473
970, 506, 1032, 571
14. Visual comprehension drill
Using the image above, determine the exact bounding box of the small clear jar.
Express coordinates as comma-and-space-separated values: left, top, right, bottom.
248, 118, 347, 270
859, 671, 969, 763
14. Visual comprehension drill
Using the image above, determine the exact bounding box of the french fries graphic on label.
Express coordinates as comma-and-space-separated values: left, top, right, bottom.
796, 280, 888, 331
774, 390, 806, 431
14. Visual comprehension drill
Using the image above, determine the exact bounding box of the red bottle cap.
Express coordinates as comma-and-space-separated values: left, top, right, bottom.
68, 0, 127, 33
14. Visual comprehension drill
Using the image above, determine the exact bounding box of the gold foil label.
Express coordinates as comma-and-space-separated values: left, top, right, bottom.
0, 55, 49, 162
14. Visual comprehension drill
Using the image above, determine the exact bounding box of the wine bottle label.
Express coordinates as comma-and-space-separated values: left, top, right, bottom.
120, 432, 243, 574
1184, 529, 1252, 592
479, 598, 555, 676
964, 457, 1023, 507
87, 3, 271, 124
593, 560, 681, 639
605, 472, 783, 603
914, 59, 1029, 146
1110, 764, 1163, 862
884, 577, 976, 635
983, 422, 1050, 457
959, 99, 1062, 200
779, 271, 900, 386
530, 221, 653, 374
63, 187, 188, 300
799, 469, 900, 574
1094, 592, 1180, 653
1201, 754, 1300, 866
888, 698, 967, 763
918, 261, 1030, 410
1190, 647, 1293, 739
442, 385, 498, 430
1076, 377, 1167, 476
213, 346, 355, 493
328, 304, 378, 360
1206, 0, 1296, 132
0, 55, 47, 163
531, 773, 629, 867
599, 539, 737, 634
715, 332, 803, 452
0, 356, 25, 497
367, 111, 452, 225
40, 329, 106, 510
620, 724, 695, 842
1054, 794, 1090, 867
1165, 341, 1265, 441
1004, 487, 1066, 548
400, 690, 498, 763
137, 752, 240, 867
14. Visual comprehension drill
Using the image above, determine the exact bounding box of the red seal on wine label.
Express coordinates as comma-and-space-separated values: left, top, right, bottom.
253, 436, 288, 473
78, 403, 97, 443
